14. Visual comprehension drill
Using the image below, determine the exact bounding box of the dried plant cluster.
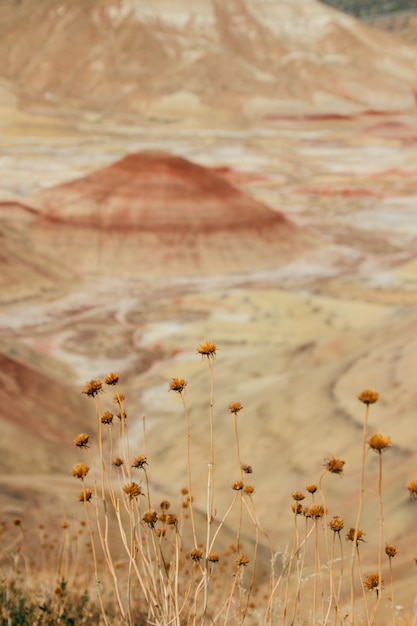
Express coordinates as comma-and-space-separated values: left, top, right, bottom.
1, 347, 417, 626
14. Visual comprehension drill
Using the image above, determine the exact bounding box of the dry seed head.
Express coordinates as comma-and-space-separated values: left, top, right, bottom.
208, 552, 220, 563
181, 487, 189, 495
156, 528, 165, 537
292, 491, 305, 502
72, 463, 90, 480
61, 521, 69, 529
407, 479, 417, 499
306, 484, 317, 494
113, 457, 123, 467
190, 548, 203, 562
232, 480, 244, 491
131, 455, 148, 469
116, 410, 127, 420
358, 389, 379, 405
104, 372, 119, 386
228, 401, 243, 415
243, 485, 254, 495
367, 432, 391, 452
74, 433, 90, 449
385, 544, 398, 559
79, 488, 92, 502
100, 411, 113, 425
309, 504, 325, 519
82, 379, 102, 397
169, 377, 187, 393
235, 554, 249, 567
329, 516, 344, 533
292, 503, 303, 515
142, 510, 158, 528
364, 572, 382, 592
166, 514, 178, 526
197, 340, 217, 358
241, 464, 253, 474
113, 393, 125, 403
323, 455, 345, 475
346, 527, 366, 545
123, 482, 142, 499
160, 500, 171, 510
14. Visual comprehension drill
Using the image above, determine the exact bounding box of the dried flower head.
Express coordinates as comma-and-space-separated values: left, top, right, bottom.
101, 411, 113, 425
367, 433, 391, 452
243, 485, 254, 495
329, 516, 344, 534
116, 410, 127, 420
156, 528, 165, 537
241, 464, 253, 474
346, 527, 366, 545
323, 456, 345, 475
309, 504, 325, 519
235, 554, 249, 567
79, 488, 92, 502
160, 500, 171, 510
166, 514, 178, 526
364, 572, 382, 593
142, 510, 158, 528
72, 463, 90, 480
407, 479, 417, 499
61, 521, 69, 529
292, 503, 303, 515
104, 372, 119, 386
197, 340, 217, 359
131, 455, 148, 469
190, 548, 203, 562
113, 457, 124, 467
169, 378, 187, 393
113, 393, 125, 404
385, 544, 398, 559
82, 379, 102, 397
306, 484, 317, 494
123, 482, 142, 499
292, 491, 305, 502
358, 389, 379, 405
74, 433, 90, 449
232, 480, 244, 491
228, 401, 243, 415
208, 552, 220, 563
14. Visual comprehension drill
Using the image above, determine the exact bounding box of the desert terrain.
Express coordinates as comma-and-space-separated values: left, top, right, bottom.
1, 0, 417, 621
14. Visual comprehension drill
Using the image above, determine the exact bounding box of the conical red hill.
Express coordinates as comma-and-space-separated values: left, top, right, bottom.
34, 151, 316, 276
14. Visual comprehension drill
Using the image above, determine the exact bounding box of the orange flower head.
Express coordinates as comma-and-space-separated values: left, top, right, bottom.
358, 389, 379, 405
197, 340, 217, 359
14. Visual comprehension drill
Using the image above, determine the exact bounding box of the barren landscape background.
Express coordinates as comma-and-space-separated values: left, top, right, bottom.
1, 0, 417, 620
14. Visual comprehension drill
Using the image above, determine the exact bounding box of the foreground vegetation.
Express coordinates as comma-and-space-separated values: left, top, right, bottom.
1, 340, 416, 624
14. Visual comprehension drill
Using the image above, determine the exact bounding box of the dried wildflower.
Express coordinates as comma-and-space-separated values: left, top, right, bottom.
385, 544, 398, 559
82, 379, 102, 397
292, 503, 303, 515
160, 500, 171, 510
292, 491, 305, 501
169, 378, 187, 393
79, 489, 92, 502
243, 485, 254, 495
131, 455, 148, 469
166, 514, 178, 526
306, 484, 317, 494
232, 480, 244, 491
61, 521, 69, 529
358, 389, 379, 405
228, 401, 243, 415
367, 433, 391, 452
364, 572, 382, 593
309, 504, 325, 519
190, 548, 203, 562
323, 456, 345, 475
123, 482, 142, 499
72, 463, 90, 480
74, 433, 90, 449
113, 457, 124, 467
156, 528, 165, 537
116, 410, 127, 420
208, 552, 219, 563
241, 464, 253, 474
197, 340, 217, 358
407, 479, 417, 499
101, 411, 113, 425
113, 393, 125, 403
346, 527, 366, 545
104, 372, 119, 386
235, 554, 249, 567
142, 510, 158, 528
329, 516, 344, 534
